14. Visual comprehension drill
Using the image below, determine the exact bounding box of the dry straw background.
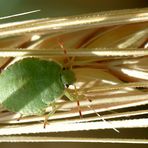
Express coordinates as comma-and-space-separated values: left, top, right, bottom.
0, 1, 148, 147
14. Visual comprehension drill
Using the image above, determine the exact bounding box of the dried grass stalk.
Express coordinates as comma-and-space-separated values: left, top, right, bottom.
0, 8, 147, 143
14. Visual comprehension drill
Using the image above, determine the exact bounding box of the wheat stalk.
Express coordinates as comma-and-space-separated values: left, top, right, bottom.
0, 8, 147, 143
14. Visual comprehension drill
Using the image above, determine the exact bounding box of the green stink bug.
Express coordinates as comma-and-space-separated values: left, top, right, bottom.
0, 58, 76, 126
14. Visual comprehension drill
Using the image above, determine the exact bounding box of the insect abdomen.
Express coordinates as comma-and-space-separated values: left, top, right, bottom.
0, 58, 65, 115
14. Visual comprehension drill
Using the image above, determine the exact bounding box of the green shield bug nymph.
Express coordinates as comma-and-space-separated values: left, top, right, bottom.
0, 58, 76, 127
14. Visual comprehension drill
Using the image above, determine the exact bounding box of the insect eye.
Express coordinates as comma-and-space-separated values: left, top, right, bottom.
62, 66, 70, 70
66, 84, 69, 88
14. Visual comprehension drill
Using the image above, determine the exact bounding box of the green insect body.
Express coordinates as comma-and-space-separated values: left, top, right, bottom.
0, 58, 76, 116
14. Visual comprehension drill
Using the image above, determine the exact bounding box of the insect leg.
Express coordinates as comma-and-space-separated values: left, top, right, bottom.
17, 113, 23, 121
43, 104, 57, 128
74, 84, 83, 118
77, 100, 83, 118
65, 85, 83, 118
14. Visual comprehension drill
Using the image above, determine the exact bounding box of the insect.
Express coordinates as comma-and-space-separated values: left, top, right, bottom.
0, 58, 76, 127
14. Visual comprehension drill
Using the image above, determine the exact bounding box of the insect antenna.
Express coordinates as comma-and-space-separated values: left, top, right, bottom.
86, 99, 119, 133
58, 39, 83, 118
58, 39, 71, 68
